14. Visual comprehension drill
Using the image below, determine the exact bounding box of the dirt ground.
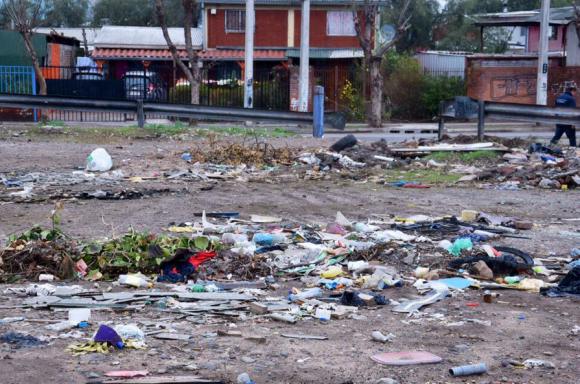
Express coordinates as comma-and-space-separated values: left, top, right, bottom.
1, 126, 580, 384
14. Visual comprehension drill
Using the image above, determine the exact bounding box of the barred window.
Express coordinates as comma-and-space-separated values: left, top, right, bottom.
225, 10, 245, 32
327, 11, 356, 36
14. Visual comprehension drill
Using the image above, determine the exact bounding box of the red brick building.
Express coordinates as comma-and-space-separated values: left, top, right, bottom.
200, 0, 367, 110
200, 0, 365, 68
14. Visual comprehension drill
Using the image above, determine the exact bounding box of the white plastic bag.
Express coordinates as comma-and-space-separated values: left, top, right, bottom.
87, 148, 113, 171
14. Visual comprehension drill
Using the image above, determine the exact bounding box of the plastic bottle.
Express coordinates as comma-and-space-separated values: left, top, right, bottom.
288, 287, 322, 302
38, 274, 54, 282
190, 283, 205, 292
223, 233, 249, 245
320, 266, 343, 278
353, 222, 373, 233
504, 276, 524, 284
252, 233, 286, 246
237, 372, 255, 384
118, 275, 153, 288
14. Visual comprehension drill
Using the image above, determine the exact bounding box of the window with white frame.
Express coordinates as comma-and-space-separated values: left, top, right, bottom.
225, 10, 245, 32
327, 11, 356, 36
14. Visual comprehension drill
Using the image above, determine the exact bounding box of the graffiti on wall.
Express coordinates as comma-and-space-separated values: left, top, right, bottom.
490, 74, 536, 101
551, 80, 579, 94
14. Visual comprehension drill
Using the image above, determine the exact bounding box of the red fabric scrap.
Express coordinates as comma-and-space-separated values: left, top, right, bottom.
187, 250, 216, 268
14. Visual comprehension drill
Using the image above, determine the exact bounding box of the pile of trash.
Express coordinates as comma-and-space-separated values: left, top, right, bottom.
0, 226, 78, 282
184, 135, 296, 167
384, 141, 580, 190
3, 207, 580, 382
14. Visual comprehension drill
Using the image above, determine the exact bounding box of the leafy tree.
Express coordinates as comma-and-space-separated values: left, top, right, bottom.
40, 0, 88, 27
381, 0, 440, 52
436, 0, 505, 52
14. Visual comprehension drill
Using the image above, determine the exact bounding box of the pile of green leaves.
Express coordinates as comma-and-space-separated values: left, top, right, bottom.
7, 224, 66, 243
79, 228, 219, 275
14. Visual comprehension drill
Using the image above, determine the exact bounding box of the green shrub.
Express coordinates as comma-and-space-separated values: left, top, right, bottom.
383, 52, 466, 121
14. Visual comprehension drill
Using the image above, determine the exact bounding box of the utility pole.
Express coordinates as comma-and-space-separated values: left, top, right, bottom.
244, 0, 255, 108
298, 0, 310, 112
536, 0, 550, 105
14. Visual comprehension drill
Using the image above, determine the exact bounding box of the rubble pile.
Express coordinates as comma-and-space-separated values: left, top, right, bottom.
0, 227, 78, 281
186, 135, 296, 167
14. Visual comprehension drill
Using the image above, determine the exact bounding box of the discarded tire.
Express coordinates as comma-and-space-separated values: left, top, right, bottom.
448, 246, 534, 271
330, 134, 357, 152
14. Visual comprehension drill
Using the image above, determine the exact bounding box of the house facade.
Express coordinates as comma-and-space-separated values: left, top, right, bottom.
200, 0, 365, 68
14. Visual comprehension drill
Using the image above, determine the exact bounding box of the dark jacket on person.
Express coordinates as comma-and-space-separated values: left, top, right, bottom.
555, 91, 576, 108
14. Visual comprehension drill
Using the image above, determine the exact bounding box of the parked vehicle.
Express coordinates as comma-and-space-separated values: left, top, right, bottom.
122, 71, 167, 101
71, 72, 105, 81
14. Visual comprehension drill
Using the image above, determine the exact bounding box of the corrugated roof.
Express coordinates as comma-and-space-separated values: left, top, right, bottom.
35, 28, 99, 45
286, 48, 363, 59
92, 48, 286, 61
199, 0, 366, 4
474, 6, 576, 27
94, 26, 202, 49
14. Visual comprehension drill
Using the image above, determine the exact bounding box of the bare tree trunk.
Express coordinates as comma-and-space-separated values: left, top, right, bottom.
369, 57, 383, 128
182, 0, 200, 106
82, 27, 89, 56
353, 0, 412, 128
21, 31, 46, 95
153, 0, 195, 86
190, 60, 200, 105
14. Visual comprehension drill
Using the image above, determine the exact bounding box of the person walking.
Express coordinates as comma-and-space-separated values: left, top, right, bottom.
551, 86, 577, 147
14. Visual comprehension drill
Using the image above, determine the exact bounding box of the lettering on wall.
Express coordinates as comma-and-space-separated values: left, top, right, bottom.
490, 75, 536, 101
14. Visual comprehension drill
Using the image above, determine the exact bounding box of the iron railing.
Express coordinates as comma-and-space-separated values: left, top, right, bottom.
0, 93, 346, 130
438, 96, 580, 140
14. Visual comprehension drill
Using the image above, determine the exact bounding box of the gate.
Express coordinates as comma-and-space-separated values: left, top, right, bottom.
0, 66, 36, 121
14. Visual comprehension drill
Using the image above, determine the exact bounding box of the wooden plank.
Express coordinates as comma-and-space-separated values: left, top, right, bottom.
102, 292, 253, 301
153, 333, 193, 341
281, 334, 328, 340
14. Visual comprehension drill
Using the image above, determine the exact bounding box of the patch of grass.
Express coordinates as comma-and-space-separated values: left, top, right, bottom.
38, 119, 66, 128
200, 126, 296, 137
457, 150, 500, 162
384, 169, 462, 184
424, 150, 501, 164
19, 123, 193, 144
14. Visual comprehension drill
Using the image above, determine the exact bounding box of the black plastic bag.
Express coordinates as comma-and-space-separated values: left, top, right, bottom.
541, 266, 580, 297
340, 290, 389, 307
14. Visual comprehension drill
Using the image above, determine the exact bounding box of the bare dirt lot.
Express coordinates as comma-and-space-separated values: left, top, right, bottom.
0, 125, 580, 384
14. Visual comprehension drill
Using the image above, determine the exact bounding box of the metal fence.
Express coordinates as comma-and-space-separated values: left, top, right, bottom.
0, 66, 36, 121
0, 93, 348, 132
422, 69, 466, 78
0, 65, 291, 122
